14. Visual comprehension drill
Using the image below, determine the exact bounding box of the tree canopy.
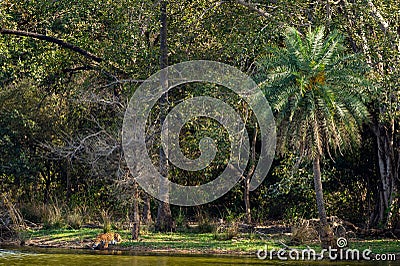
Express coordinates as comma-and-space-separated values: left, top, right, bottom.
0, 0, 398, 241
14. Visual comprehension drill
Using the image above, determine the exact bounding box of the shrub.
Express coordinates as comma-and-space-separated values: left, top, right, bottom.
101, 209, 111, 233
175, 209, 187, 228
213, 220, 238, 241
196, 220, 215, 233
42, 203, 64, 229
66, 208, 83, 229
20, 202, 45, 224
290, 219, 319, 245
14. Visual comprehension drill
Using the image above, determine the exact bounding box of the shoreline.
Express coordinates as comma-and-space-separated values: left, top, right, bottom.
0, 240, 255, 257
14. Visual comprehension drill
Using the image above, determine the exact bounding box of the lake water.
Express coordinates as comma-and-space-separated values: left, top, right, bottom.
0, 247, 398, 266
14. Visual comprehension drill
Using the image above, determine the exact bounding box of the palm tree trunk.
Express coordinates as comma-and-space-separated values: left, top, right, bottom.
313, 155, 335, 249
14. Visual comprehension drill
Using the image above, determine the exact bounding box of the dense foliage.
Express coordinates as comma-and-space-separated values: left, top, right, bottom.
0, 0, 398, 236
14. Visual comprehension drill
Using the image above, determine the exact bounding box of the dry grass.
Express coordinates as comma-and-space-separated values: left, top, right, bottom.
66, 207, 83, 229
100, 209, 111, 233
213, 222, 239, 241
290, 219, 319, 244
0, 192, 26, 241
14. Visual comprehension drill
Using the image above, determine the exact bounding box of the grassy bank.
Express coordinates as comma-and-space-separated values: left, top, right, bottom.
11, 227, 399, 256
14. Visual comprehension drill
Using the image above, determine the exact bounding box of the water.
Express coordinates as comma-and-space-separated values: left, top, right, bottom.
0, 247, 398, 266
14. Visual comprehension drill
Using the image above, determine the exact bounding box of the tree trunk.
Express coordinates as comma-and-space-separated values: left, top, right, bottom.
43, 165, 52, 204
65, 159, 71, 201
313, 155, 336, 249
142, 193, 153, 225
155, 0, 175, 233
370, 119, 399, 227
131, 181, 140, 240
244, 176, 251, 224
244, 126, 258, 224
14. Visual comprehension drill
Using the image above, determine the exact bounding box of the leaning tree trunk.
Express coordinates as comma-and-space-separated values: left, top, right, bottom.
155, 0, 175, 232
244, 175, 251, 224
313, 155, 336, 249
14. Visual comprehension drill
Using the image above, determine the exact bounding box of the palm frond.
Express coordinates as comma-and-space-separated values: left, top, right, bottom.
309, 26, 325, 62
256, 25, 370, 160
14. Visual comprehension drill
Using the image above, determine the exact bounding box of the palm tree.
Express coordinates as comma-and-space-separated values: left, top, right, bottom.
257, 26, 370, 248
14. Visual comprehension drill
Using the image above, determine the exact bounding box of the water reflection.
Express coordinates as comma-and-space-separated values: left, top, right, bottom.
0, 248, 397, 266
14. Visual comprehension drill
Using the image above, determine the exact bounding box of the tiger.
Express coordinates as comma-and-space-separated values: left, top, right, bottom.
92, 232, 122, 249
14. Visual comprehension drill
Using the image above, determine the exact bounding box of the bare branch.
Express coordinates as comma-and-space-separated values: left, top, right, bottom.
193, 1, 226, 25
95, 78, 146, 90
235, 0, 272, 18
0, 28, 103, 63
367, 0, 389, 32
74, 93, 125, 109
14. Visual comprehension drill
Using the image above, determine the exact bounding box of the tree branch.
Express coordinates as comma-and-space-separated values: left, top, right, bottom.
235, 0, 272, 18
367, 0, 389, 33
0, 28, 103, 63
195, 1, 226, 24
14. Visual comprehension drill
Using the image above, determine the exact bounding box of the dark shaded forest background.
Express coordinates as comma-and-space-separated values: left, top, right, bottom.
0, 0, 398, 237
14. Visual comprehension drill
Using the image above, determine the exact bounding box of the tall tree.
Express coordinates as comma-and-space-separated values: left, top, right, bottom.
335, 0, 400, 227
155, 0, 175, 232
244, 124, 258, 224
257, 26, 370, 248
131, 179, 140, 240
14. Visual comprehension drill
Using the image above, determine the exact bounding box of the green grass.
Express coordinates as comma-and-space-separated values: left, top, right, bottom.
348, 239, 400, 254
29, 228, 102, 242
25, 228, 399, 255
121, 231, 280, 252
